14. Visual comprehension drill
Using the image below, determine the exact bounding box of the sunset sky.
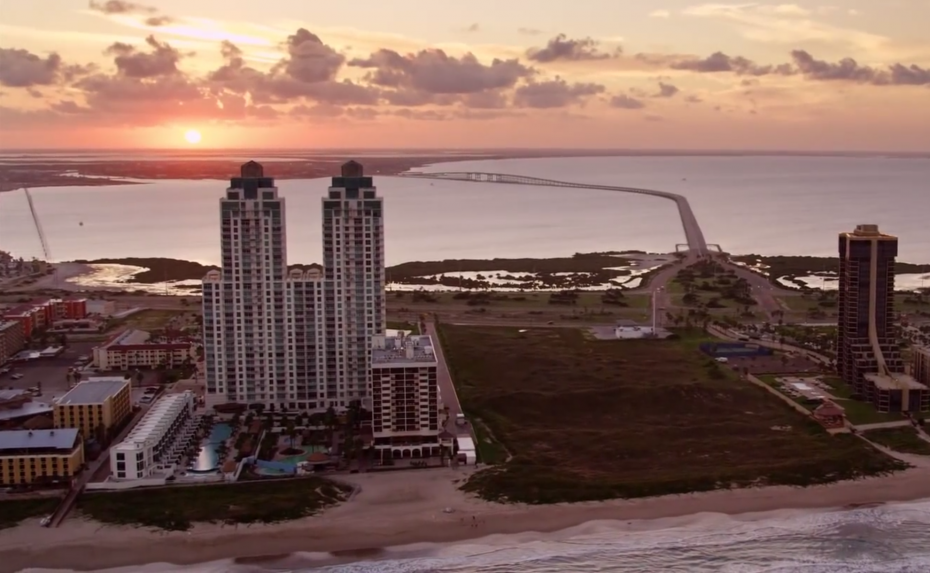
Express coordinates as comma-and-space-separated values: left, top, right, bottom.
1, 0, 928, 150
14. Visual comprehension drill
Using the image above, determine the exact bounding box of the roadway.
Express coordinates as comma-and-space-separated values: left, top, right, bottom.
421, 320, 471, 439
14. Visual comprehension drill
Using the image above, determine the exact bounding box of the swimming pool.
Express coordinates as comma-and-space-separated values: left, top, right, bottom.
188, 422, 232, 473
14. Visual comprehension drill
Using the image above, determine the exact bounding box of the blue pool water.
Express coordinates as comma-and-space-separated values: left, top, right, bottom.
189, 422, 232, 473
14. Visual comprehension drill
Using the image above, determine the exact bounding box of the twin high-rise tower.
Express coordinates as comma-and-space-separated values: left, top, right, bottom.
202, 160, 385, 412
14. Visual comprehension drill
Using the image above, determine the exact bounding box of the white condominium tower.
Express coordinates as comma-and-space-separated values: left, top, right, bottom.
203, 161, 290, 407
203, 160, 384, 412
323, 160, 386, 408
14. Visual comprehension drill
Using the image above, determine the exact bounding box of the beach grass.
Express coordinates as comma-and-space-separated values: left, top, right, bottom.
77, 477, 352, 531
863, 427, 930, 455
0, 497, 60, 530
439, 324, 906, 504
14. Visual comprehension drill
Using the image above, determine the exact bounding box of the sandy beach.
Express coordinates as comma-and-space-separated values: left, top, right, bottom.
2, 466, 930, 572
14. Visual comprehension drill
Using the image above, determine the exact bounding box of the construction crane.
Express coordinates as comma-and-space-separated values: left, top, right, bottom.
23, 187, 56, 284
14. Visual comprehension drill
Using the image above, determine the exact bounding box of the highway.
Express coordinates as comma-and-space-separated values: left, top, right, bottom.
399, 171, 709, 257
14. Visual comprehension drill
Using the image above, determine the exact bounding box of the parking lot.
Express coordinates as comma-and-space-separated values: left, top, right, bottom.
1, 342, 97, 399
1, 342, 160, 405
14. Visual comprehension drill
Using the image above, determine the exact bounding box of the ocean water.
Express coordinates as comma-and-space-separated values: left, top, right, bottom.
1, 156, 928, 266
22, 501, 930, 573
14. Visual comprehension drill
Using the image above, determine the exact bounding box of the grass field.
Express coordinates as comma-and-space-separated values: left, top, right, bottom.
864, 427, 930, 455
0, 497, 60, 530
78, 477, 351, 531
777, 293, 928, 315
439, 325, 904, 504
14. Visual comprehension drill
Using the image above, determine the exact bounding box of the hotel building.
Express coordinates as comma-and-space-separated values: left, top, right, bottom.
203, 160, 386, 412
92, 329, 195, 371
110, 391, 195, 480
0, 428, 84, 486
54, 377, 133, 441
323, 160, 387, 407
836, 224, 929, 413
371, 333, 440, 460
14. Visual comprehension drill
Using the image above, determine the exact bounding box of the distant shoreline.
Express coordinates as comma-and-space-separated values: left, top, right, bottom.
1, 150, 928, 193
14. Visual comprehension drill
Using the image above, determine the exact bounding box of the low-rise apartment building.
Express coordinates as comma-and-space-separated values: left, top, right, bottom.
370, 333, 440, 460
0, 320, 26, 364
54, 377, 132, 442
110, 392, 195, 480
93, 329, 195, 371
0, 428, 84, 486
2, 298, 87, 338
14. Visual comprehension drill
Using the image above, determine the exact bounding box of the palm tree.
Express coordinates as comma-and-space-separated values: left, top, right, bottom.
285, 418, 298, 450
324, 406, 337, 449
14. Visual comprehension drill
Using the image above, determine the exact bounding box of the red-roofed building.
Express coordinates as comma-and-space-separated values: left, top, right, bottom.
93, 329, 195, 371
813, 402, 846, 429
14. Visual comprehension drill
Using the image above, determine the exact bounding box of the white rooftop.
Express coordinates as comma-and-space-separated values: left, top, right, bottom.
865, 372, 928, 391
57, 377, 129, 405
116, 392, 193, 449
0, 428, 79, 452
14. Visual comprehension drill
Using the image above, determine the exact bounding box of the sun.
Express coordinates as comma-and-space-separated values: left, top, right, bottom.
184, 129, 202, 144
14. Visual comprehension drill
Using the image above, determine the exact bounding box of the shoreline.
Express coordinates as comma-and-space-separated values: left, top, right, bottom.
3, 467, 930, 572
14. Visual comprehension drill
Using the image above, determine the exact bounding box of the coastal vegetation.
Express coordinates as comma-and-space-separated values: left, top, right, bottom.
439, 325, 906, 504
670, 260, 757, 313
863, 427, 930, 456
71, 253, 671, 290
77, 477, 352, 531
731, 255, 930, 290
0, 498, 60, 530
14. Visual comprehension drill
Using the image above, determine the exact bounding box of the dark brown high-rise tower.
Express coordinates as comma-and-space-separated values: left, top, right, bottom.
837, 224, 928, 413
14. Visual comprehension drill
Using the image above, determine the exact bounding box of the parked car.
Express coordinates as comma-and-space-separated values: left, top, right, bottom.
10, 373, 24, 380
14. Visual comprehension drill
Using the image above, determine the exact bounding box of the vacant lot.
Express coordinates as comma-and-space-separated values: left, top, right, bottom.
78, 477, 351, 531
439, 325, 904, 504
0, 497, 60, 530
864, 427, 930, 455
117, 309, 188, 331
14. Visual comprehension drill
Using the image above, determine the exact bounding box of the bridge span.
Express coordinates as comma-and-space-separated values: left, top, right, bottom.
398, 172, 709, 256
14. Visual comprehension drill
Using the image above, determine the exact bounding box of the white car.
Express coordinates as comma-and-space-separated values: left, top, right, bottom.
10, 373, 23, 380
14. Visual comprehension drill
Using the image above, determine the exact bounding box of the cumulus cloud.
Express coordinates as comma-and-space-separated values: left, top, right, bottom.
276, 28, 345, 84
649, 10, 671, 18
665, 49, 930, 86
526, 34, 617, 63
88, 0, 156, 14
518, 27, 544, 36
144, 15, 175, 27
669, 51, 794, 76
0, 48, 91, 87
512, 78, 604, 108
349, 48, 531, 94
655, 82, 679, 98
105, 35, 182, 78
791, 50, 930, 85
609, 94, 645, 109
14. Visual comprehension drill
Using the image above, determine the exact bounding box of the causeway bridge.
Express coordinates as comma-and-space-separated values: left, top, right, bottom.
398, 172, 713, 257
